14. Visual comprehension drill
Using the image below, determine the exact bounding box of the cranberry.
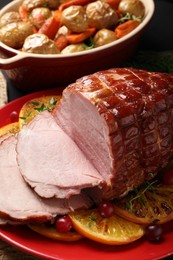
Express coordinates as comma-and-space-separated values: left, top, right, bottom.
55, 215, 72, 233
10, 111, 18, 122
162, 170, 173, 186
145, 221, 163, 243
98, 201, 114, 218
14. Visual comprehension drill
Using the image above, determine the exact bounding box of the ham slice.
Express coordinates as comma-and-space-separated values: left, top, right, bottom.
0, 134, 92, 224
16, 110, 104, 199
53, 67, 173, 199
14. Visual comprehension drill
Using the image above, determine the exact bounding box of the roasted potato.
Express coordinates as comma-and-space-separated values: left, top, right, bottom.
0, 22, 34, 49
22, 33, 60, 54
94, 28, 117, 47
61, 43, 85, 54
62, 5, 88, 33
30, 7, 52, 29
22, 0, 60, 11
0, 11, 21, 28
86, 0, 118, 30
118, 0, 145, 17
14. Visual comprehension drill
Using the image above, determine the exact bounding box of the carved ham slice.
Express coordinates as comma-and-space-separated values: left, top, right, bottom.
16, 110, 104, 199
53, 67, 173, 199
0, 134, 92, 224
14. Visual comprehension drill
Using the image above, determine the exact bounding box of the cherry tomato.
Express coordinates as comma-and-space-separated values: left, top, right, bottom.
55, 215, 73, 233
98, 201, 114, 218
162, 170, 173, 186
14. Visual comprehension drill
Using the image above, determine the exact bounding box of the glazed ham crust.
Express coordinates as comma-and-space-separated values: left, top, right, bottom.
54, 68, 173, 199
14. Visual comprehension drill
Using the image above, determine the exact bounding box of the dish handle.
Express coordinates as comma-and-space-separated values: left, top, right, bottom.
0, 51, 28, 69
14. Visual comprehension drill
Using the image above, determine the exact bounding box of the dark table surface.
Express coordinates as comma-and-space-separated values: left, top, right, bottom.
0, 0, 173, 259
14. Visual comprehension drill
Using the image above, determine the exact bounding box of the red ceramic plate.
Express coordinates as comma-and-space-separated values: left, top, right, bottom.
0, 89, 173, 260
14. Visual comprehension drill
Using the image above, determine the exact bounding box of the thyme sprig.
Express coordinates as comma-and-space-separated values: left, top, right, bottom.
34, 103, 49, 112
19, 97, 58, 121
32, 101, 40, 106
19, 110, 32, 120
125, 179, 158, 211
49, 96, 58, 107
34, 97, 58, 112
119, 12, 143, 24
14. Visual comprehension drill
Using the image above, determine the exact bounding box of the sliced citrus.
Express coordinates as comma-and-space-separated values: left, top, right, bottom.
0, 122, 19, 137
19, 95, 61, 129
28, 224, 83, 242
69, 209, 144, 245
114, 181, 173, 225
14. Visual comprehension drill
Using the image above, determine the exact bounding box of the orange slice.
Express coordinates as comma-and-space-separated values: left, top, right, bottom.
69, 209, 144, 245
114, 181, 173, 225
28, 224, 83, 242
19, 95, 61, 128
0, 122, 19, 137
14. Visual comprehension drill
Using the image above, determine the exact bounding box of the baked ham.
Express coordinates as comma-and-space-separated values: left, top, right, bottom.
16, 110, 104, 199
1, 67, 173, 226
53, 68, 173, 199
0, 134, 92, 224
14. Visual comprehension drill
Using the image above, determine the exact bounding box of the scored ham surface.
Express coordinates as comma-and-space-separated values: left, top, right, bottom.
16, 110, 104, 199
0, 134, 92, 223
53, 67, 173, 199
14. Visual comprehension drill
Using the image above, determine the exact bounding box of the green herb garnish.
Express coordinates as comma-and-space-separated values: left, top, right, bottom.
119, 13, 143, 24
32, 101, 40, 106
19, 97, 58, 122
19, 110, 32, 120
83, 37, 95, 50
125, 180, 158, 211
34, 103, 49, 112
49, 97, 58, 108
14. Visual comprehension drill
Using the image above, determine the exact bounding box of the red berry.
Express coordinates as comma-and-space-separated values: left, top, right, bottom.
55, 215, 72, 233
145, 221, 163, 243
98, 201, 114, 218
162, 170, 173, 186
10, 111, 18, 122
